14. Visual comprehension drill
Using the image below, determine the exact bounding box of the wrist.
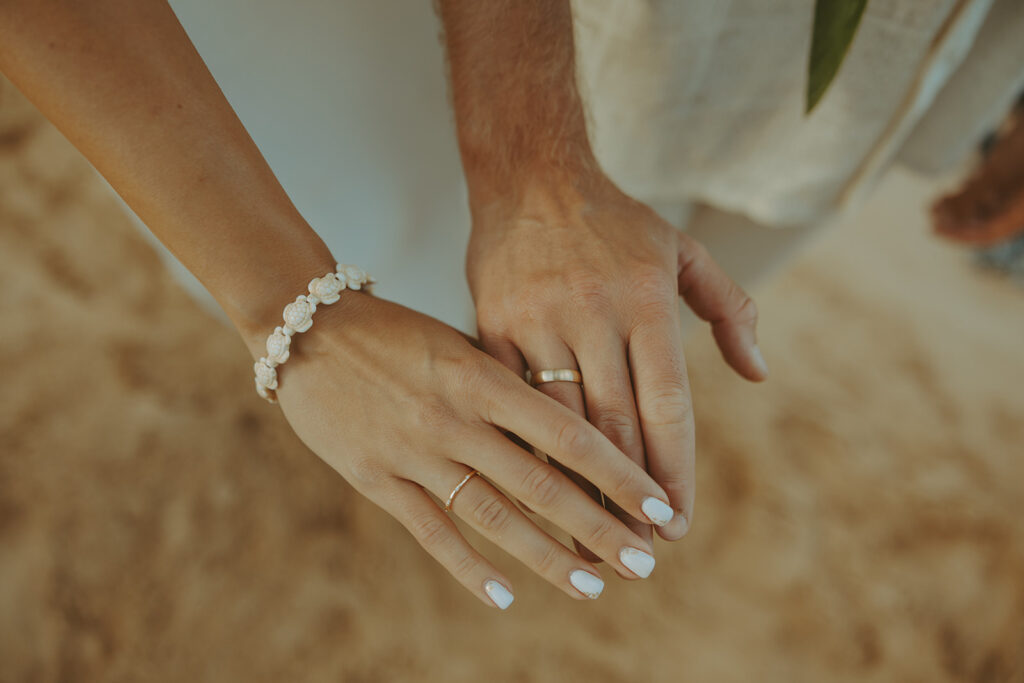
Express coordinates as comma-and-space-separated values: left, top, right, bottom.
458, 131, 600, 196
235, 261, 377, 369
209, 217, 338, 354
465, 161, 620, 230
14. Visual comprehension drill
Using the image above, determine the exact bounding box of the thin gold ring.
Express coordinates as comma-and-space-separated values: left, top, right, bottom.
529, 368, 583, 387
443, 470, 480, 512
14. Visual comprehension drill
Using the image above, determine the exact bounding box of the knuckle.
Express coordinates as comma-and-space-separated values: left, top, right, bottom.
643, 381, 692, 427
683, 237, 712, 264
475, 306, 510, 337
734, 293, 759, 324
521, 464, 565, 509
412, 398, 459, 431
452, 552, 481, 580
677, 240, 709, 281
611, 465, 640, 499
630, 298, 675, 328
534, 542, 563, 576
464, 355, 509, 393
440, 355, 506, 414
565, 271, 611, 313
495, 284, 553, 330
445, 354, 491, 386
553, 418, 594, 459
594, 405, 640, 450
656, 470, 690, 494
408, 510, 451, 547
470, 495, 514, 534
347, 455, 387, 488
585, 516, 619, 550
630, 265, 677, 309
516, 282, 550, 315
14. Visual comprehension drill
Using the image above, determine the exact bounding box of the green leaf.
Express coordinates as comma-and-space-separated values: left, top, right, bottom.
806, 0, 869, 114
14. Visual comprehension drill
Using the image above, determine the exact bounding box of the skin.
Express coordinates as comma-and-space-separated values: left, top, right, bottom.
0, 0, 764, 607
439, 1, 768, 558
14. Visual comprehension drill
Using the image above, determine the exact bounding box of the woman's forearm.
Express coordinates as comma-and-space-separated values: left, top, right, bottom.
0, 0, 335, 346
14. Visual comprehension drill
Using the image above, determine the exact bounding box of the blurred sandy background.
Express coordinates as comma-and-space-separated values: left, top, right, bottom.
1, 74, 1023, 682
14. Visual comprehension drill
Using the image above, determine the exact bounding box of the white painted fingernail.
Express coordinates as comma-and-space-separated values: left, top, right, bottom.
619, 547, 656, 579
751, 345, 769, 377
569, 570, 604, 599
641, 497, 675, 526
484, 580, 514, 610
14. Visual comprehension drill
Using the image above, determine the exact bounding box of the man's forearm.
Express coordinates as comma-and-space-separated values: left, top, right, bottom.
437, 0, 601, 206
0, 0, 335, 344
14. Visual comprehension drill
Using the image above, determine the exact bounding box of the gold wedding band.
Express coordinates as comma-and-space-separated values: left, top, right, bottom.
529, 368, 583, 387
443, 470, 480, 512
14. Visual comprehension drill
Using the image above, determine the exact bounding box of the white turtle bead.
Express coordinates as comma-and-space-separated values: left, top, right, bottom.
265, 326, 292, 364
282, 295, 315, 333
254, 358, 278, 390
255, 380, 276, 403
337, 264, 368, 290
308, 273, 344, 304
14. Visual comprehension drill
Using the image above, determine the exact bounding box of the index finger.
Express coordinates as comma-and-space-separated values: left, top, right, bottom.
627, 310, 695, 540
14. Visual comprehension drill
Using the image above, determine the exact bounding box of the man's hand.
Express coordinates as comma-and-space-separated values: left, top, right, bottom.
466, 172, 767, 554
439, 0, 767, 560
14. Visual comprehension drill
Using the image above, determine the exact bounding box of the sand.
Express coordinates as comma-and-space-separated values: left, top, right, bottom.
1, 77, 1023, 683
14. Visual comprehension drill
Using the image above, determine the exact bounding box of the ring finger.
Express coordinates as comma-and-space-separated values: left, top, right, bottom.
374, 478, 516, 609
422, 463, 608, 600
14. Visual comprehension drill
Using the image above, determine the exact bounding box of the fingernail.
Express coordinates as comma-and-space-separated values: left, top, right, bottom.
751, 345, 769, 377
675, 512, 691, 537
619, 547, 656, 578
641, 497, 675, 526
569, 570, 605, 599
484, 580, 514, 610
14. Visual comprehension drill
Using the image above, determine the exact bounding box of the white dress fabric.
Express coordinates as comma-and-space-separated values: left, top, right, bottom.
134, 0, 1024, 336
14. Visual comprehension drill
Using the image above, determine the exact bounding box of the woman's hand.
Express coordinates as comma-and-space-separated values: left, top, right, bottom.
241, 291, 676, 607
465, 173, 768, 558
0, 0, 679, 609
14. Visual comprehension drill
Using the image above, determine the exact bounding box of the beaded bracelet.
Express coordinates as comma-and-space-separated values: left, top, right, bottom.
253, 263, 375, 403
